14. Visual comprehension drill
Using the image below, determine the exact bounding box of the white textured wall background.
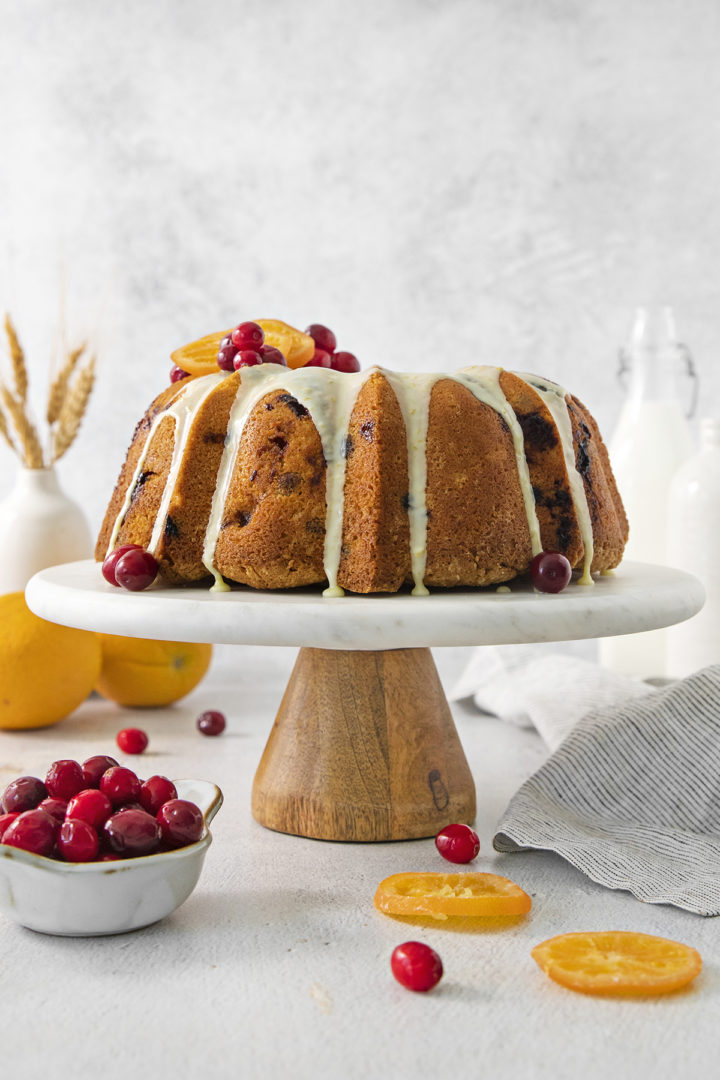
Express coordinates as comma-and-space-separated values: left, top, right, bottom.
0, 0, 719, 531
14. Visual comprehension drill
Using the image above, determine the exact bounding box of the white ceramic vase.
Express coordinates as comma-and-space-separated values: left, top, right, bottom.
0, 467, 92, 595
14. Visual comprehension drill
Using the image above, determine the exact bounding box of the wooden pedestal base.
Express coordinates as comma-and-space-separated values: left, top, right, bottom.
251, 647, 476, 842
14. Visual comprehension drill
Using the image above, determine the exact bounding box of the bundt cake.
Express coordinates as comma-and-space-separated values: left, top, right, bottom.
96, 361, 628, 596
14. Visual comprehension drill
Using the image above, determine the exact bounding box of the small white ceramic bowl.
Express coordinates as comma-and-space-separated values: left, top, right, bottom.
0, 779, 223, 936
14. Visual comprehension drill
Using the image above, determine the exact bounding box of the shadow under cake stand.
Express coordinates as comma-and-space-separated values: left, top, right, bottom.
27, 560, 704, 843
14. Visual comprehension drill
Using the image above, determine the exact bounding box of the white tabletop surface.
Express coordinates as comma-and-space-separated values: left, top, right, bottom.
1, 644, 715, 1080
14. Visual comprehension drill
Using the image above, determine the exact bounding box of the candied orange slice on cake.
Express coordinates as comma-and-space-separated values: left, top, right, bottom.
374, 872, 532, 920
256, 319, 314, 369
170, 328, 232, 377
531, 931, 702, 996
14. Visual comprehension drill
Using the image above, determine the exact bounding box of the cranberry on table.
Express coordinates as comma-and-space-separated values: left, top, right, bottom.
258, 344, 287, 366
231, 321, 265, 351
82, 755, 119, 787
102, 544, 143, 587
39, 797, 69, 825
305, 323, 337, 354
390, 942, 444, 992
104, 809, 162, 857
139, 776, 178, 816
2, 775, 47, 813
233, 349, 263, 370
45, 759, 85, 802
100, 766, 142, 807
0, 812, 20, 839
116, 727, 149, 755
114, 548, 158, 591
169, 365, 189, 384
305, 349, 332, 368
157, 799, 204, 848
2, 809, 57, 857
530, 550, 573, 593
331, 350, 360, 373
435, 822, 480, 864
58, 819, 100, 862
66, 789, 112, 829
197, 710, 226, 737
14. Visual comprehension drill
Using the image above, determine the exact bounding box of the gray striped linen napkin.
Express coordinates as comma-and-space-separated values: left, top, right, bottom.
493, 665, 720, 916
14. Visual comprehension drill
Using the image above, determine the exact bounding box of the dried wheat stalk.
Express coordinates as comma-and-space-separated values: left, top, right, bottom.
4, 315, 28, 403
1, 386, 44, 467
51, 356, 96, 464
46, 343, 85, 425
0, 400, 14, 451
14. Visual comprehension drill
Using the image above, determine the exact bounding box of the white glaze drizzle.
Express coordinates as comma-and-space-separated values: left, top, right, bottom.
106, 373, 225, 557
520, 372, 595, 585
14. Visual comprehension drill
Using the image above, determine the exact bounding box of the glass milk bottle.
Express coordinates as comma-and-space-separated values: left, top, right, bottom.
665, 419, 720, 677
599, 306, 697, 678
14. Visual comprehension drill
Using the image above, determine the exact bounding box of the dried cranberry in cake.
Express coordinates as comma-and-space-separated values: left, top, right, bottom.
139, 776, 178, 816
435, 823, 480, 864
390, 942, 443, 992
2, 809, 57, 857
103, 808, 162, 857
231, 321, 265, 351
2, 775, 47, 814
305, 348, 332, 368
100, 766, 142, 807
114, 548, 158, 591
39, 797, 69, 825
0, 812, 20, 839
116, 727, 149, 755
58, 819, 100, 862
305, 323, 337, 354
82, 754, 119, 787
196, 709, 226, 736
157, 799, 204, 848
258, 344, 287, 366
66, 789, 112, 829
169, 365, 190, 384
530, 550, 573, 593
233, 349, 263, 370
46, 760, 85, 802
331, 350, 360, 373
102, 544, 143, 586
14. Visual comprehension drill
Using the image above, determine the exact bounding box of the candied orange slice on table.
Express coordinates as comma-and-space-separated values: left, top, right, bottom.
374, 872, 532, 920
531, 931, 702, 996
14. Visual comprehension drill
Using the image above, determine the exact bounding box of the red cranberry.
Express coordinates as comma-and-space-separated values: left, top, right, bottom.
217, 344, 239, 371
0, 812, 20, 839
435, 823, 480, 864
233, 349, 263, 370
305, 348, 332, 368
39, 797, 69, 825
99, 853, 121, 861
530, 550, 572, 593
45, 760, 85, 802
102, 544, 143, 587
100, 766, 142, 807
58, 819, 100, 862
116, 727, 149, 755
114, 548, 158, 591
305, 324, 337, 354
82, 755, 120, 788
231, 321, 264, 350
169, 365, 189, 384
139, 776, 177, 816
157, 799, 204, 848
390, 942, 443, 992
196, 709, 226, 736
258, 344, 287, 366
331, 350, 360, 373
2, 775, 47, 813
66, 789, 112, 829
104, 809, 162, 857
2, 809, 57, 857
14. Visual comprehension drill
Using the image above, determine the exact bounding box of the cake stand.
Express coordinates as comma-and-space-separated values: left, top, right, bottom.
26, 560, 704, 843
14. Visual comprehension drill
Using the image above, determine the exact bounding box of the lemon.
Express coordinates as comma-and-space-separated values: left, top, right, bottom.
95, 634, 213, 707
0, 592, 101, 729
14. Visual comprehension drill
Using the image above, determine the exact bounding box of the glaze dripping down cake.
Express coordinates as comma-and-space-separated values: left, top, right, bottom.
96, 360, 627, 596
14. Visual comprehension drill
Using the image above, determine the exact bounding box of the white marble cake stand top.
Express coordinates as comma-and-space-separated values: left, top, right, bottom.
25, 559, 704, 650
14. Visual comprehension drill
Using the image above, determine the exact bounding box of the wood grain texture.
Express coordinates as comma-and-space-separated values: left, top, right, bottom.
251, 647, 476, 841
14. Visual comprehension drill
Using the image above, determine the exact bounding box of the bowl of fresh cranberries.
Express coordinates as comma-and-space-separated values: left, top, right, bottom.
0, 756, 223, 936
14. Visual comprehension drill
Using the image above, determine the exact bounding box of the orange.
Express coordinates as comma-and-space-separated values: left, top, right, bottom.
374, 872, 532, 921
170, 319, 315, 377
170, 328, 232, 377
0, 592, 101, 729
95, 634, 213, 707
531, 931, 702, 996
